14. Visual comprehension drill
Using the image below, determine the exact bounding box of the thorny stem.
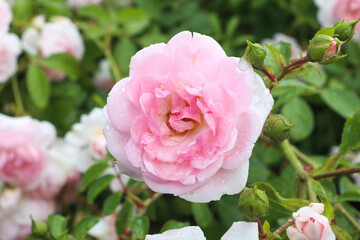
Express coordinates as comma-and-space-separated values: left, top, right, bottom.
280, 140, 317, 202
272, 218, 294, 237
260, 56, 309, 91
313, 167, 360, 180
335, 203, 360, 232
255, 218, 268, 239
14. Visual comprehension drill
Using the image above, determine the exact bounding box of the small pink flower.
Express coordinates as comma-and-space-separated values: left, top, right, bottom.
21, 16, 84, 81
0, 32, 21, 83
0, 195, 55, 240
0, 0, 12, 32
104, 31, 274, 202
94, 59, 115, 90
0, 114, 56, 188
315, 0, 360, 41
67, 0, 102, 9
286, 203, 336, 240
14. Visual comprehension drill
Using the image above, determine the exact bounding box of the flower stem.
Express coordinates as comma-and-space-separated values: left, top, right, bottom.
335, 203, 360, 232
11, 76, 24, 116
260, 66, 276, 82
313, 167, 360, 180
280, 140, 317, 202
273, 218, 294, 236
291, 146, 314, 166
276, 56, 309, 81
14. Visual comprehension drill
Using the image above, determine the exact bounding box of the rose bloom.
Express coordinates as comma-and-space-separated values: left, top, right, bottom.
286, 203, 335, 240
22, 16, 84, 81
261, 33, 303, 59
315, 0, 360, 41
0, 194, 55, 240
145, 221, 259, 240
0, 0, 12, 32
104, 31, 274, 202
0, 32, 21, 83
65, 108, 108, 172
67, 0, 102, 9
0, 114, 56, 188
94, 59, 115, 90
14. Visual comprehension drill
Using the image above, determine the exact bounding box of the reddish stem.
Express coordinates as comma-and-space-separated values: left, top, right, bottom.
260, 67, 276, 82
255, 218, 268, 239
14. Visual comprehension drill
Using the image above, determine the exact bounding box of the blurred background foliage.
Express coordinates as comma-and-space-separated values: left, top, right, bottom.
1, 0, 360, 239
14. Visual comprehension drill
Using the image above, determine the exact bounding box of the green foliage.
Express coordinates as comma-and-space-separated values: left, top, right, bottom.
48, 215, 68, 239
87, 174, 115, 203
73, 217, 99, 240
338, 109, 360, 156
41, 54, 81, 80
26, 65, 50, 109
103, 191, 123, 215
81, 162, 109, 192
131, 216, 150, 239
191, 203, 213, 228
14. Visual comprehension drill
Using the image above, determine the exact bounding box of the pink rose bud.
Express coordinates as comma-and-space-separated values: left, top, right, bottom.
286, 203, 336, 240
315, 0, 360, 42
0, 114, 56, 188
0, 0, 12, 32
307, 34, 341, 64
104, 31, 274, 202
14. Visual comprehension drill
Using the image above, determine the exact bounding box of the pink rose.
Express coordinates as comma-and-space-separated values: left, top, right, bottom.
67, 0, 102, 9
22, 16, 84, 81
145, 221, 259, 240
104, 31, 274, 202
0, 114, 56, 187
0, 32, 21, 83
0, 0, 12, 32
315, 0, 360, 41
286, 203, 336, 240
0, 196, 55, 240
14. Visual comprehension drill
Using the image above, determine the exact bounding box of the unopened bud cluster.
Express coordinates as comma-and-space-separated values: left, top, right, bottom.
238, 186, 269, 219
307, 19, 359, 65
263, 114, 294, 143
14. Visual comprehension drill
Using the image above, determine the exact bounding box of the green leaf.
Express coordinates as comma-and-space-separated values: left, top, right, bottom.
113, 38, 137, 76
48, 215, 68, 238
41, 53, 80, 80
78, 5, 108, 22
81, 162, 109, 192
31, 216, 48, 238
336, 191, 360, 202
115, 199, 134, 235
320, 89, 360, 118
263, 221, 281, 239
331, 224, 353, 240
339, 176, 360, 194
191, 203, 213, 228
73, 217, 99, 240
275, 41, 292, 63
225, 16, 240, 38
266, 44, 285, 66
13, 0, 33, 21
103, 192, 123, 215
338, 109, 360, 156
281, 97, 314, 141
131, 216, 150, 239
117, 8, 150, 35
26, 65, 50, 109
316, 27, 336, 36
311, 179, 334, 219
87, 174, 115, 203
160, 220, 190, 233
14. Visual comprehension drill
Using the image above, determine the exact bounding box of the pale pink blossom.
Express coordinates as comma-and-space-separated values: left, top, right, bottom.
65, 108, 108, 172
315, 0, 360, 41
88, 213, 117, 240
0, 0, 12, 32
0, 114, 56, 188
261, 33, 303, 59
0, 187, 21, 211
0, 196, 55, 240
104, 31, 274, 202
26, 140, 80, 199
94, 59, 115, 90
286, 203, 335, 240
0, 32, 21, 83
145, 221, 259, 240
67, 0, 102, 9
21, 16, 84, 81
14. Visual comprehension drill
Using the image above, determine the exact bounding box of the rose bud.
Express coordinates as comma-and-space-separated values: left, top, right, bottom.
263, 114, 294, 143
238, 186, 269, 219
286, 203, 335, 240
307, 34, 342, 64
334, 19, 360, 42
243, 40, 267, 68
